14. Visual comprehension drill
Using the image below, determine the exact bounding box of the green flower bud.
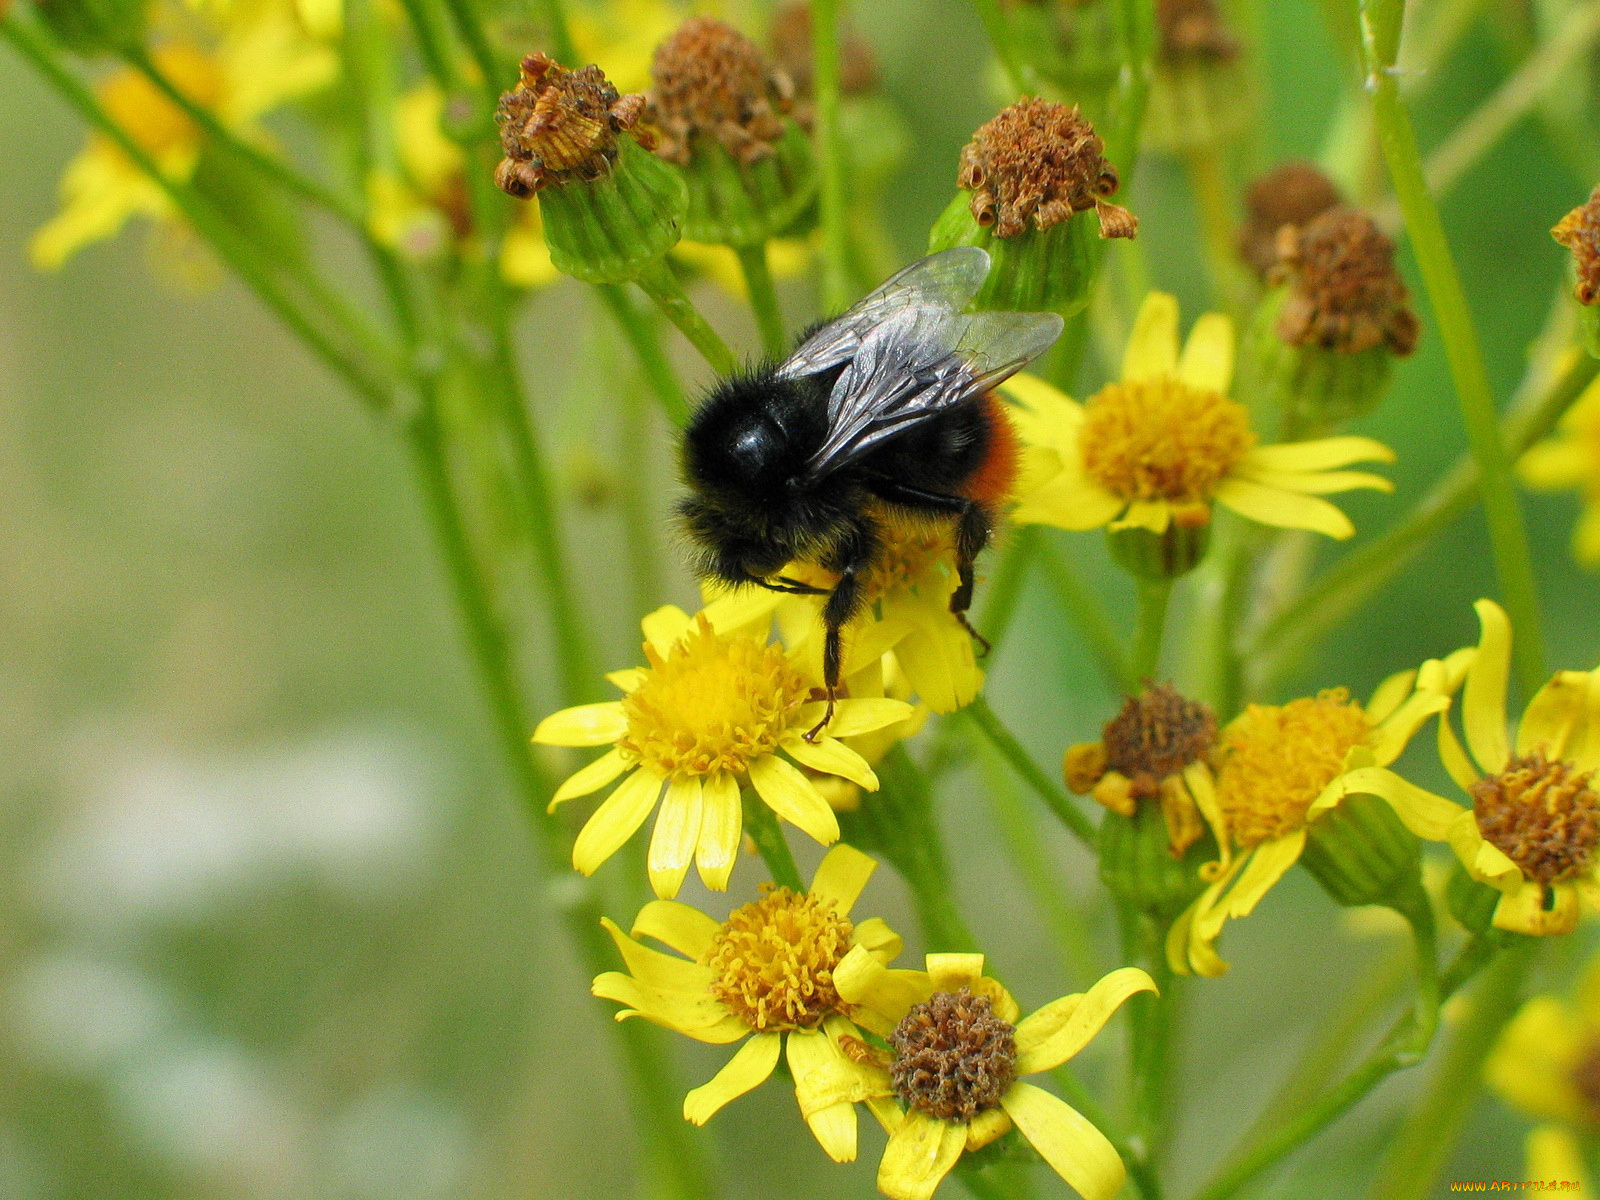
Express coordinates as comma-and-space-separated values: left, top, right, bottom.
928, 98, 1136, 316
1300, 791, 1422, 909
1242, 207, 1419, 436
1144, 0, 1251, 154
494, 53, 686, 286
650, 16, 816, 248
1107, 521, 1210, 580
1099, 803, 1215, 920
1553, 186, 1600, 358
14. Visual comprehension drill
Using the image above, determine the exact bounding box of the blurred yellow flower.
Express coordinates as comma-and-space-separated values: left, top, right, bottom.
592, 844, 901, 1161
671, 234, 816, 302
1005, 292, 1395, 539
832, 950, 1154, 1200
1349, 600, 1600, 937
531, 606, 911, 897
1168, 671, 1444, 976
1520, 369, 1600, 569
32, 4, 336, 269
570, 0, 685, 93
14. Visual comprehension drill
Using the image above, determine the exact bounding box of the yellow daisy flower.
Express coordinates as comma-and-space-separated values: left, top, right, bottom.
570, 0, 685, 93
592, 844, 901, 1161
1344, 600, 1600, 937
832, 950, 1155, 1200
1005, 292, 1395, 540
1485, 956, 1600, 1194
31, 3, 337, 269
532, 606, 912, 898
1519, 369, 1600, 570
702, 521, 984, 715
1168, 672, 1445, 976
671, 234, 818, 300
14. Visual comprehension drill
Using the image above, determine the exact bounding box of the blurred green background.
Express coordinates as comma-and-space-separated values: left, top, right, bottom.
2, 1, 1598, 1196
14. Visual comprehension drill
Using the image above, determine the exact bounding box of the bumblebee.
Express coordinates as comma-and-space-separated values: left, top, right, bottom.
678, 248, 1064, 737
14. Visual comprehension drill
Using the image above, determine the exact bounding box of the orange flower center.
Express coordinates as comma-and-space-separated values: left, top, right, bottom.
705, 888, 853, 1031
1471, 752, 1600, 885
1078, 377, 1256, 506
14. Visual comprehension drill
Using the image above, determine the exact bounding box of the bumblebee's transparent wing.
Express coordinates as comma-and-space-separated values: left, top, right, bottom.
802, 306, 1064, 481
773, 247, 992, 382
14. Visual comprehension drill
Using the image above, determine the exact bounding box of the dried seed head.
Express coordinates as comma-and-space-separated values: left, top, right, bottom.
1237, 161, 1343, 278
1553, 186, 1600, 306
651, 16, 796, 166
1472, 752, 1600, 886
1157, 0, 1240, 63
769, 2, 878, 101
891, 989, 1018, 1123
958, 98, 1136, 240
1272, 207, 1420, 356
493, 53, 657, 198
1103, 684, 1218, 797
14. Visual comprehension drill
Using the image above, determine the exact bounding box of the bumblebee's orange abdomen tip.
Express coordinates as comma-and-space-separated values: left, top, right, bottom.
961, 392, 1022, 509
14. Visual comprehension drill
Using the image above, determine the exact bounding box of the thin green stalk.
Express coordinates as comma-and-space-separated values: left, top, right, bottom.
595, 284, 692, 427
737, 243, 788, 358
810, 0, 851, 312
743, 791, 804, 891
1037, 539, 1134, 694
1116, 906, 1178, 1174
1106, 0, 1158, 172
635, 259, 738, 375
1359, 0, 1545, 699
969, 0, 1035, 96
1129, 577, 1171, 685
3, 15, 400, 412
617, 377, 667, 623
871, 747, 981, 953
439, 0, 505, 104
976, 526, 1038, 661
393, 0, 462, 93
1249, 349, 1600, 694
535, 0, 579, 66
1369, 943, 1533, 1200
965, 695, 1096, 847
406, 406, 719, 1200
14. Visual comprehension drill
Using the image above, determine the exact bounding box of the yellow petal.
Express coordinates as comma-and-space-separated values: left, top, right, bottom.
834, 944, 934, 1033
1000, 372, 1080, 425
1177, 311, 1234, 394
700, 584, 781, 637
1244, 436, 1396, 471
1446, 810, 1521, 888
1213, 478, 1355, 538
892, 625, 980, 714
808, 843, 879, 915
1574, 502, 1600, 567
683, 1033, 781, 1125
1367, 689, 1449, 766
1332, 767, 1462, 840
1366, 669, 1418, 725
927, 953, 987, 993
606, 667, 648, 693
1233, 467, 1393, 495
964, 1107, 1013, 1151
1108, 498, 1173, 534
876, 1109, 966, 1200
1122, 292, 1180, 382
805, 1101, 859, 1164
632, 899, 720, 959
1518, 439, 1591, 489
694, 771, 742, 891
1184, 762, 1232, 874
840, 615, 916, 678
1001, 1083, 1126, 1200
1570, 670, 1600, 773
821, 697, 917, 739
1526, 1127, 1591, 1189
591, 973, 748, 1041
784, 734, 879, 789
1486, 996, 1586, 1125
852, 916, 905, 960
1463, 599, 1513, 775
531, 701, 628, 746
598, 917, 714, 992
648, 776, 704, 899
549, 748, 630, 810
1494, 878, 1581, 937
641, 605, 692, 656
572, 768, 662, 876
1437, 708, 1481, 792
1013, 467, 1127, 531
1014, 968, 1157, 1075
787, 1034, 870, 1162
1516, 670, 1592, 760
749, 754, 841, 845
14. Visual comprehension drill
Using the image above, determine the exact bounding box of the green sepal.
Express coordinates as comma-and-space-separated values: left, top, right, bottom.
678, 123, 817, 248
1106, 522, 1211, 580
35, 0, 147, 55
537, 138, 688, 285
1098, 803, 1214, 921
927, 190, 1099, 316
1242, 287, 1396, 436
1445, 861, 1503, 934
1300, 791, 1422, 909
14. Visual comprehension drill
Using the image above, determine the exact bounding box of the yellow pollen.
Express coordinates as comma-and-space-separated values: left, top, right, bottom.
1215, 690, 1369, 848
619, 615, 812, 782
704, 887, 854, 1031
98, 46, 224, 160
1079, 377, 1256, 505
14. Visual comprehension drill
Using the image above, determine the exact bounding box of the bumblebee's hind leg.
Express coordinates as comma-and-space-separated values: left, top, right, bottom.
950, 501, 994, 657
805, 523, 879, 742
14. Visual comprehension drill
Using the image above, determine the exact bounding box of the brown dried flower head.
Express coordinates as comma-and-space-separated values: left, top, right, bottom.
1472, 752, 1600, 886
1271, 207, 1420, 356
1237, 160, 1343, 278
769, 2, 878, 103
651, 16, 796, 166
1157, 0, 1240, 63
958, 98, 1137, 240
890, 989, 1018, 1123
1553, 185, 1600, 306
493, 53, 656, 198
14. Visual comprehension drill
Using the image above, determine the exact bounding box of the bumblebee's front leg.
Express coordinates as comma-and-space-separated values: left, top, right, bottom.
805, 524, 878, 742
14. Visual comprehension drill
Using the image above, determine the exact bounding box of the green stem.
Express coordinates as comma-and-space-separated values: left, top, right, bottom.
969, 0, 1034, 96
635, 259, 738, 376
439, 0, 505, 104
1106, 0, 1158, 173
1037, 538, 1134, 693
743, 790, 805, 891
594, 283, 692, 427
617, 377, 667, 624
1359, 0, 1545, 699
976, 525, 1040, 662
737, 243, 788, 358
874, 747, 980, 952
392, 0, 462, 93
1249, 350, 1600, 694
535, 0, 580, 66
1369, 943, 1533, 1200
1119, 907, 1178, 1171
1129, 577, 1172, 685
810, 0, 851, 312
965, 695, 1096, 847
